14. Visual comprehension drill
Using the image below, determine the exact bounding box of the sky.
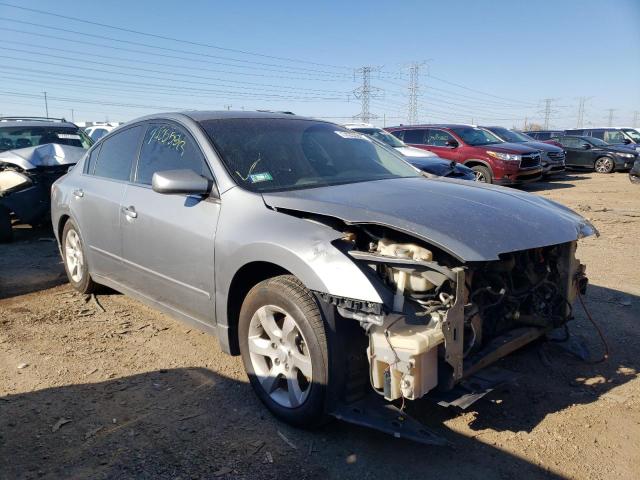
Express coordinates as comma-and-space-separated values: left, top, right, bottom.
0, 0, 638, 129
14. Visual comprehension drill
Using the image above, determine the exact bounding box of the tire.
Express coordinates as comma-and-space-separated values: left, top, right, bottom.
471, 165, 493, 183
61, 219, 96, 294
594, 156, 615, 174
239, 275, 329, 427
0, 206, 12, 243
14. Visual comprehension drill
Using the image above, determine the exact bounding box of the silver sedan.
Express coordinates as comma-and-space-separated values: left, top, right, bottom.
52, 111, 595, 433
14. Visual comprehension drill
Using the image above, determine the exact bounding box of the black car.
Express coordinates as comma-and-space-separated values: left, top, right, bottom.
523, 130, 564, 141
0, 117, 93, 241
630, 157, 640, 184
565, 128, 640, 152
407, 156, 476, 180
553, 135, 638, 173
482, 126, 565, 175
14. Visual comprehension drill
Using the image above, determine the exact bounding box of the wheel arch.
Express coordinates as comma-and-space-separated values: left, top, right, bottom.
223, 261, 291, 355
463, 159, 492, 170
57, 214, 71, 243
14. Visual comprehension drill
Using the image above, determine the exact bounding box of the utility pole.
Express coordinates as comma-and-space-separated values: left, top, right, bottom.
633, 111, 639, 128
524, 116, 528, 130
607, 109, 615, 127
224, 104, 232, 111
353, 66, 382, 123
43, 91, 49, 117
71, 109, 75, 123
406, 62, 426, 125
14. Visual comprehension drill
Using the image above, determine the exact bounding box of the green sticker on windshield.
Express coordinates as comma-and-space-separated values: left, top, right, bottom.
248, 172, 273, 183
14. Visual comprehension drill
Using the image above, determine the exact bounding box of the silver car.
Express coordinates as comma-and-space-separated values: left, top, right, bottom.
52, 111, 596, 434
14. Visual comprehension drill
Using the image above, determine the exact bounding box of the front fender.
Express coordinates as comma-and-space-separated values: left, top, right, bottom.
214, 187, 386, 332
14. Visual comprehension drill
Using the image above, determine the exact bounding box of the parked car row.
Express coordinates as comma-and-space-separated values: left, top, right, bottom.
381, 123, 638, 184
525, 127, 640, 151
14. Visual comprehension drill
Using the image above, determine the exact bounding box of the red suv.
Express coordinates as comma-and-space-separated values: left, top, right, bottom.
386, 124, 543, 184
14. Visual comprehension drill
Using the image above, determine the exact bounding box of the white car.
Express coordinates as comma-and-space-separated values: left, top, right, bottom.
84, 124, 116, 142
343, 123, 435, 158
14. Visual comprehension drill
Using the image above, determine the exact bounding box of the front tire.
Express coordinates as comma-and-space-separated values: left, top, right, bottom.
61, 220, 95, 294
471, 165, 493, 183
239, 275, 329, 427
594, 156, 615, 174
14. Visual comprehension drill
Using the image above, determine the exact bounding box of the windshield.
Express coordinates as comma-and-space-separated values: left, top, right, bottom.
0, 126, 93, 153
351, 127, 406, 148
622, 129, 640, 142
200, 118, 421, 192
450, 127, 502, 146
487, 127, 531, 143
586, 137, 609, 147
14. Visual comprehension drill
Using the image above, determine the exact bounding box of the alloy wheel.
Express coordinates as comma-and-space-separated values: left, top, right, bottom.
247, 305, 312, 408
64, 229, 84, 283
595, 157, 614, 174
474, 170, 487, 182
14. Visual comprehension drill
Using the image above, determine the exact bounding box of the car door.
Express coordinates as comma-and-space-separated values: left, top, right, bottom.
72, 125, 143, 282
119, 121, 219, 324
562, 137, 593, 168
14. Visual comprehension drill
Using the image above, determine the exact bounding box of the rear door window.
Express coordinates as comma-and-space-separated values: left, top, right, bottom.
402, 129, 427, 144
425, 129, 455, 146
92, 125, 143, 182
135, 123, 212, 186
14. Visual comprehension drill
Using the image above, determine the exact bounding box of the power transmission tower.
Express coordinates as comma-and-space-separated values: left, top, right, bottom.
634, 111, 639, 128
353, 66, 383, 123
607, 109, 616, 127
575, 97, 593, 128
541, 98, 556, 129
43, 91, 49, 117
407, 62, 426, 124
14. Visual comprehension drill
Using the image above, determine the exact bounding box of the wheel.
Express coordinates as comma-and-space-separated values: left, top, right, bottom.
0, 206, 12, 243
594, 156, 615, 174
239, 275, 329, 427
61, 220, 95, 294
471, 165, 493, 183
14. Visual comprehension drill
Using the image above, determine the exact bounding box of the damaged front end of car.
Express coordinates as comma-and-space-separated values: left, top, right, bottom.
0, 144, 85, 239
333, 227, 588, 402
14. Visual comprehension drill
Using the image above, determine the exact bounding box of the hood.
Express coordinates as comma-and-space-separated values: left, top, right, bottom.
408, 157, 474, 178
521, 141, 563, 153
482, 142, 541, 154
0, 143, 86, 170
394, 145, 436, 157
262, 177, 596, 262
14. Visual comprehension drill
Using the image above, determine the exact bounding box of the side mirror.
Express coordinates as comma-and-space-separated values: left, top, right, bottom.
152, 169, 212, 196
581, 143, 591, 150
445, 139, 459, 148
623, 138, 631, 144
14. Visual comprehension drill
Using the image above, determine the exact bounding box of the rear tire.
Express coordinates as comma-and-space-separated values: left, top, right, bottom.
471, 165, 493, 183
0, 206, 12, 243
61, 220, 95, 294
594, 156, 615, 174
239, 275, 329, 427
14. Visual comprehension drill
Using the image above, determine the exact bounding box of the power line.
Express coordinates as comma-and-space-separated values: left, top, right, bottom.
0, 17, 352, 78
0, 2, 351, 70
353, 66, 383, 123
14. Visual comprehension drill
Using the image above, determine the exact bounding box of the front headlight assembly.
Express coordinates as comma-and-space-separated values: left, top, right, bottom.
486, 151, 521, 162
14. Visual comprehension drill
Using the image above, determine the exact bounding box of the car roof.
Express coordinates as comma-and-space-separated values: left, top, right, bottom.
387, 123, 475, 130
0, 120, 79, 129
180, 110, 314, 122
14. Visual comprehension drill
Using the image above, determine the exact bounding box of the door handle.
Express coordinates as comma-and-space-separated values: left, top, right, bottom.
72, 189, 84, 198
122, 206, 138, 219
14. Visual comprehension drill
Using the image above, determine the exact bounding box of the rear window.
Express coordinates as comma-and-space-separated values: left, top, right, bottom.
0, 126, 93, 152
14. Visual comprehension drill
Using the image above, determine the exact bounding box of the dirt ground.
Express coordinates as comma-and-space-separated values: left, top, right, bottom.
1, 172, 639, 480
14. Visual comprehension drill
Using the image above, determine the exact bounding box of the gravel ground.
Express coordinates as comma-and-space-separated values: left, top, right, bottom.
1, 172, 639, 480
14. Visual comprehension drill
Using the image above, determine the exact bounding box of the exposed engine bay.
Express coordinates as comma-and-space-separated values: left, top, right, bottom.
336, 226, 588, 403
